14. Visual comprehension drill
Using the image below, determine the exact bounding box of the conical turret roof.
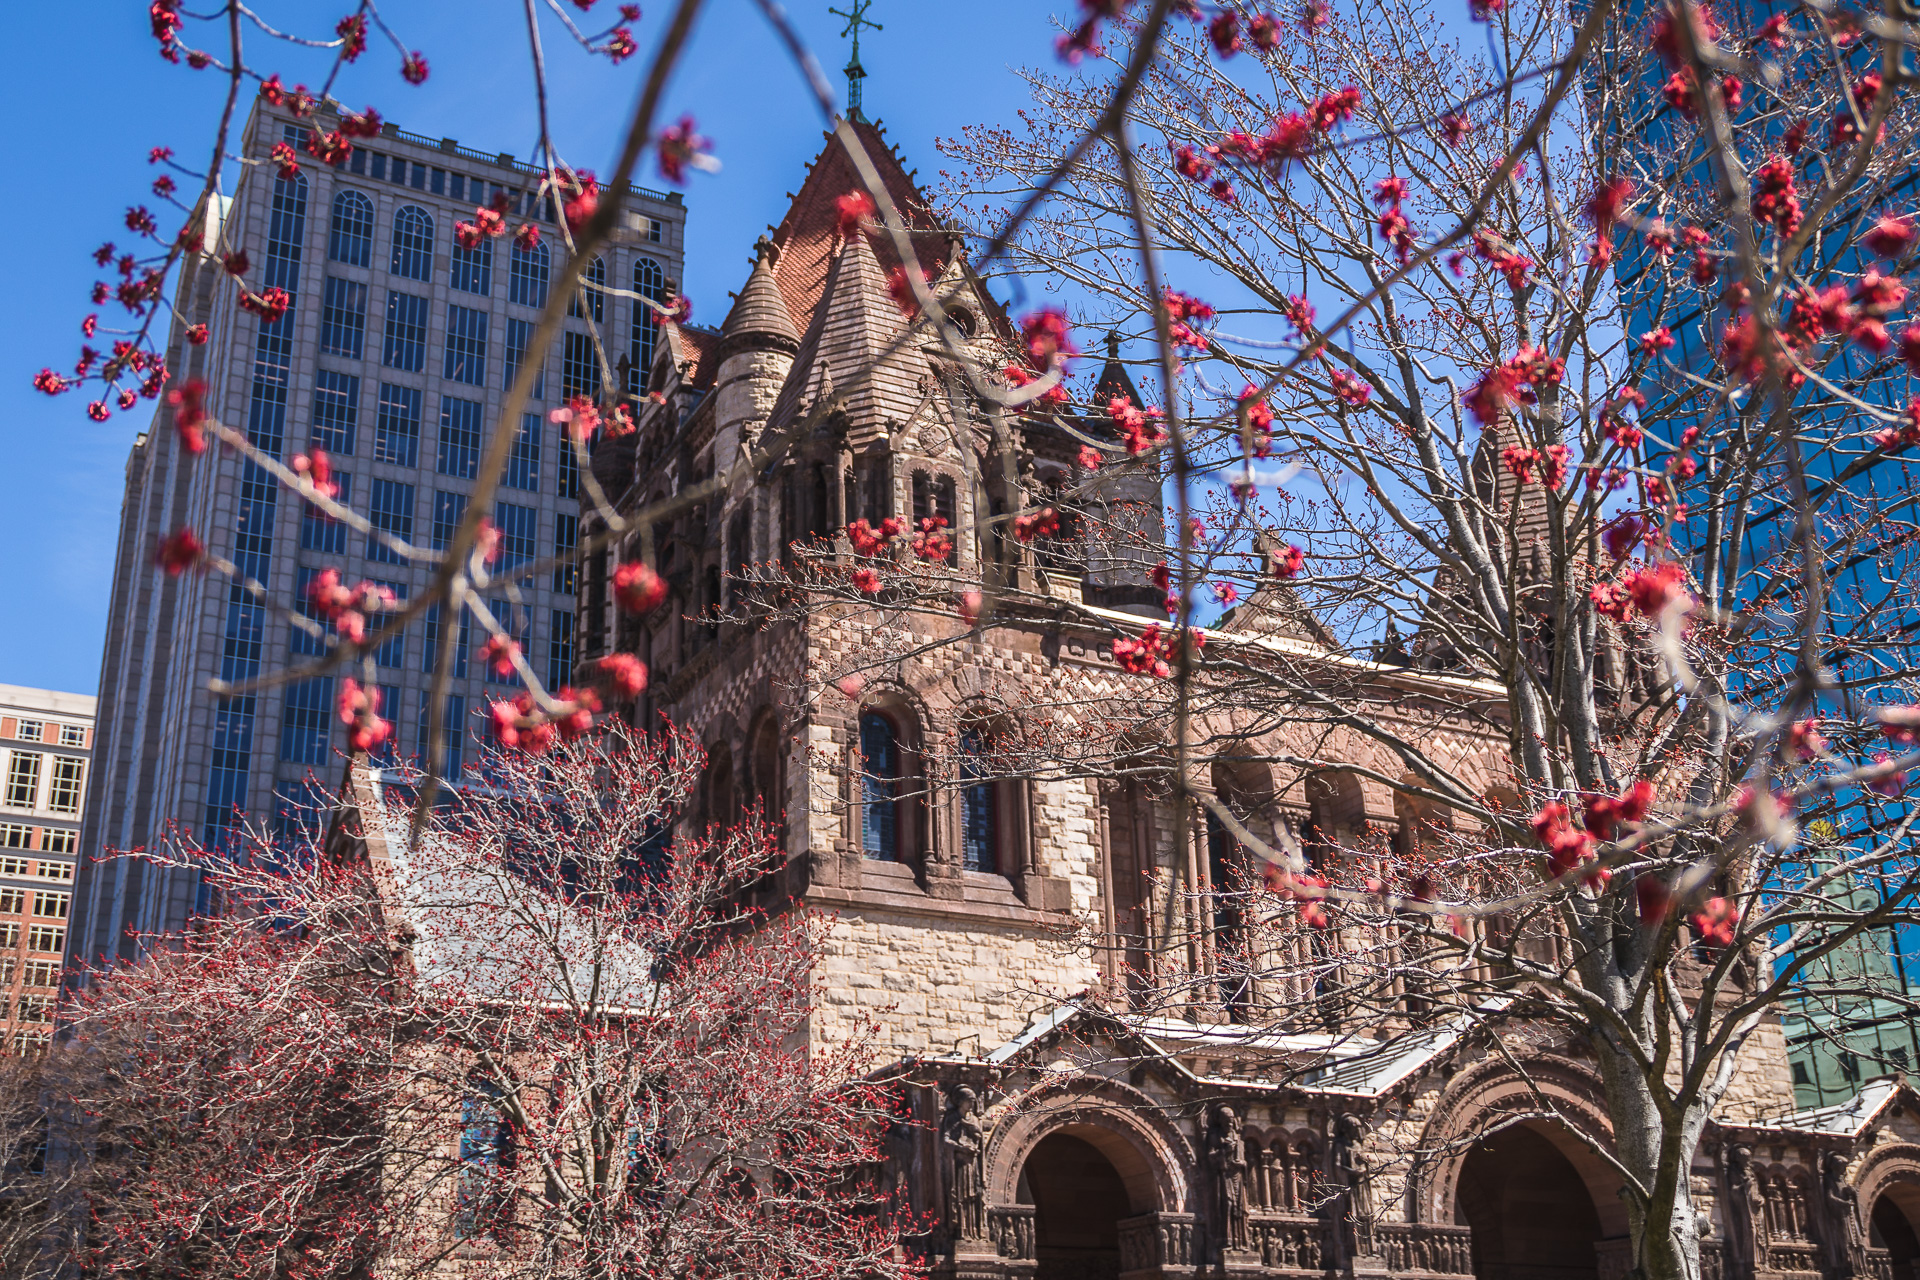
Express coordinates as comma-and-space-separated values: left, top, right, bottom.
720, 236, 801, 355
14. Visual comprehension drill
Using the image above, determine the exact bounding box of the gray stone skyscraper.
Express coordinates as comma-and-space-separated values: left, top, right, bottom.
70, 97, 685, 968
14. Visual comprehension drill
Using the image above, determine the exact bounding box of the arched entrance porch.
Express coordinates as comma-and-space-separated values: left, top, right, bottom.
981, 1077, 1195, 1276
1019, 1132, 1130, 1279
1453, 1119, 1623, 1280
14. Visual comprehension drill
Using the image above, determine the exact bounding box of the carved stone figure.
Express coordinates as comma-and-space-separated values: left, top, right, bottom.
1334, 1112, 1379, 1258
1812, 1151, 1865, 1280
1205, 1103, 1251, 1254
1722, 1144, 1760, 1280
940, 1085, 986, 1242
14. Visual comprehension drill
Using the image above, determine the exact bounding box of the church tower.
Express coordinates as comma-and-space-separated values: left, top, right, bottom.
566, 118, 1828, 1280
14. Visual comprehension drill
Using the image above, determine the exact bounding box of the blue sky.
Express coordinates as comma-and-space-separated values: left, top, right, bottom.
0, 0, 1061, 695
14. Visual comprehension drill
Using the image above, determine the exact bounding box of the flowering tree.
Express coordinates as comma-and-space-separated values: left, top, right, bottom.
61, 725, 916, 1279
915, 4, 1917, 1280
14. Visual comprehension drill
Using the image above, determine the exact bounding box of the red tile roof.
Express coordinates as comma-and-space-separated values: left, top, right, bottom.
660, 322, 722, 390
764, 120, 951, 340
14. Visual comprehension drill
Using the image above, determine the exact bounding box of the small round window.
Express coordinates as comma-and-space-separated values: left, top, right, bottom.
947, 307, 977, 338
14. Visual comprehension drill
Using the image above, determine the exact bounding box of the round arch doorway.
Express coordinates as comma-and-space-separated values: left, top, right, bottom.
1455, 1120, 1616, 1280
1020, 1132, 1130, 1280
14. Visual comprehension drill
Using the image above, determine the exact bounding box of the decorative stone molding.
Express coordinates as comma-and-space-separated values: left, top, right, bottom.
981, 1074, 1196, 1216
1409, 1053, 1620, 1230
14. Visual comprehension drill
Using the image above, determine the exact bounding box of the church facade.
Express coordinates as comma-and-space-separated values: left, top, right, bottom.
572, 121, 1920, 1280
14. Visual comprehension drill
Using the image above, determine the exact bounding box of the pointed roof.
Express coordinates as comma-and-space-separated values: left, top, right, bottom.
1089, 331, 1145, 415
720, 237, 800, 356
761, 222, 928, 443
655, 319, 722, 391
760, 120, 949, 342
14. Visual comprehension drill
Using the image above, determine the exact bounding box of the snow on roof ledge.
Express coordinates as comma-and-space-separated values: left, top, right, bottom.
1757, 1077, 1905, 1136
354, 763, 661, 1012
980, 998, 1509, 1097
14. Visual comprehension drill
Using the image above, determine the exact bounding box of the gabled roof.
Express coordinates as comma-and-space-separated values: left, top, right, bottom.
1756, 1076, 1914, 1136
977, 997, 1503, 1097
657, 320, 722, 392
762, 120, 948, 341
347, 762, 658, 1009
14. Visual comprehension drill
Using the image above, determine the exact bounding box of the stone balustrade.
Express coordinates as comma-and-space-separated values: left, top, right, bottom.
1377, 1220, 1476, 1276
987, 1204, 1035, 1260
1117, 1211, 1195, 1272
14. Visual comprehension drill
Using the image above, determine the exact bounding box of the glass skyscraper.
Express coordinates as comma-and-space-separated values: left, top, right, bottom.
69, 98, 685, 969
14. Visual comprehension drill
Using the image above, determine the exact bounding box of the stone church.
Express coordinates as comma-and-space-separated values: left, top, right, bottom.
571, 120, 1920, 1280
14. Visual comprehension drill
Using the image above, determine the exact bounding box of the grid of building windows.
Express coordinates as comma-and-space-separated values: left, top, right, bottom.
329, 189, 375, 265
451, 233, 492, 295
368, 477, 416, 564
444, 304, 488, 387
630, 256, 666, 394
561, 331, 601, 401
557, 423, 582, 500
375, 383, 421, 467
206, 160, 305, 846
312, 369, 359, 454
570, 255, 606, 322
291, 566, 330, 657
280, 677, 334, 765
432, 490, 469, 551
75, 108, 685, 978
510, 238, 550, 309
553, 511, 577, 595
438, 397, 483, 479
504, 413, 541, 491
485, 600, 529, 685
391, 205, 435, 280
383, 291, 429, 372
301, 471, 353, 555
423, 604, 471, 678
368, 582, 408, 669
548, 609, 574, 690
5, 756, 39, 809
494, 501, 537, 574
320, 277, 367, 358
503, 317, 546, 399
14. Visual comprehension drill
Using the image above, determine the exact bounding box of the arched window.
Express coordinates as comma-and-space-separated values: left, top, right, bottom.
958, 728, 1000, 874
748, 712, 784, 829
455, 1082, 515, 1238
570, 255, 605, 322
1101, 777, 1153, 1008
703, 741, 734, 829
860, 712, 901, 861
1209, 759, 1276, 1022
1205, 807, 1252, 1020
630, 256, 665, 394
390, 205, 434, 281
510, 236, 550, 308
264, 170, 308, 294
328, 189, 374, 266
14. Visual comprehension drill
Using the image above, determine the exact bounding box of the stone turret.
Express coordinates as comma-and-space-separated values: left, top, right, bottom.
1081, 332, 1166, 616
713, 236, 800, 479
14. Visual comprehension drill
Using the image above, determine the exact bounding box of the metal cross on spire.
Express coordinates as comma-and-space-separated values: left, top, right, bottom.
828, 0, 882, 122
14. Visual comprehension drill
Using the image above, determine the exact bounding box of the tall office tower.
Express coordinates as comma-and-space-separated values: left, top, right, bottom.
0, 685, 94, 1050
70, 97, 686, 972
1595, 10, 1920, 1103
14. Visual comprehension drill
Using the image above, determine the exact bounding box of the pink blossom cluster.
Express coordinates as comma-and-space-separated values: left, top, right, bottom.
1589, 560, 1693, 623
305, 571, 398, 647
